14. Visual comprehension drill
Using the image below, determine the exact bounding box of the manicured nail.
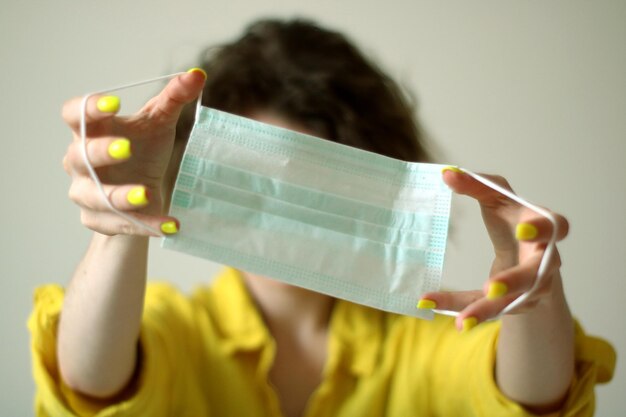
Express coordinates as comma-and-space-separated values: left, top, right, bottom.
127, 186, 149, 207
462, 317, 478, 332
187, 67, 207, 79
108, 138, 131, 160
515, 223, 538, 240
487, 282, 508, 300
417, 299, 437, 309
160, 221, 179, 234
96, 96, 120, 113
441, 166, 464, 174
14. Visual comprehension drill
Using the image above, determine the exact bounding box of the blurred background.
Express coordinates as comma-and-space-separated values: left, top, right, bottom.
1, 0, 624, 415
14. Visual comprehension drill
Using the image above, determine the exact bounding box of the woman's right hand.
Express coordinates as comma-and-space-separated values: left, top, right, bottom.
61, 69, 206, 236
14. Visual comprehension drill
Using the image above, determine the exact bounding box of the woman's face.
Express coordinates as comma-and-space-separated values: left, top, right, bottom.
246, 109, 319, 137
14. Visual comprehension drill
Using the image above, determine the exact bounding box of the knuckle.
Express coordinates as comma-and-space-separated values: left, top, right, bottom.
68, 179, 96, 210
64, 143, 79, 170
80, 211, 117, 236
80, 211, 94, 228
67, 182, 81, 203
119, 222, 136, 236
62, 155, 71, 174
491, 174, 510, 188
481, 173, 512, 191
61, 98, 79, 123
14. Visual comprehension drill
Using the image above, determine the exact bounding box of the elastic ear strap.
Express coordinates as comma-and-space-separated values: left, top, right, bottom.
79, 72, 203, 237
432, 167, 559, 319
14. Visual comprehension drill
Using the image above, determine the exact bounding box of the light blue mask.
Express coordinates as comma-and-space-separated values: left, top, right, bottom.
162, 107, 452, 319
80, 73, 559, 321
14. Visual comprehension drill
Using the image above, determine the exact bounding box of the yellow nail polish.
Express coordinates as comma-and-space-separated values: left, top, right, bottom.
516, 223, 538, 240
417, 299, 437, 309
462, 317, 478, 332
96, 96, 121, 113
187, 67, 207, 79
487, 282, 508, 300
127, 187, 148, 206
160, 221, 178, 234
441, 165, 464, 174
108, 139, 131, 160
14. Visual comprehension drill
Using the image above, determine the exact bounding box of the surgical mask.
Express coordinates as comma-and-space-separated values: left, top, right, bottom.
162, 106, 452, 319
80, 73, 560, 320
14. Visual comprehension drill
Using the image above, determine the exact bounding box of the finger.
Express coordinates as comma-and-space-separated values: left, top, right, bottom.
143, 68, 207, 123
65, 137, 132, 175
484, 253, 545, 300
516, 211, 569, 242
455, 295, 519, 331
486, 246, 562, 299
417, 289, 484, 312
442, 168, 515, 207
69, 180, 153, 212
62, 94, 121, 133
80, 209, 180, 237
458, 253, 562, 330
443, 168, 570, 242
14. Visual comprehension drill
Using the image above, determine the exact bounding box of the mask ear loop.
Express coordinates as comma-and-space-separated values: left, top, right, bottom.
432, 167, 560, 319
79, 72, 204, 237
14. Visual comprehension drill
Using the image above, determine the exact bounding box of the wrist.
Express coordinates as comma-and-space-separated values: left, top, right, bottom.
496, 272, 575, 411
87, 233, 150, 268
502, 271, 571, 327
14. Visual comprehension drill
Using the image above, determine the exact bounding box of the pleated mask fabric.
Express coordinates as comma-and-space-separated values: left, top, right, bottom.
162, 107, 451, 319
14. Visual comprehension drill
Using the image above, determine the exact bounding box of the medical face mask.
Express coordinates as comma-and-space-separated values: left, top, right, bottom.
160, 107, 451, 319
80, 73, 560, 320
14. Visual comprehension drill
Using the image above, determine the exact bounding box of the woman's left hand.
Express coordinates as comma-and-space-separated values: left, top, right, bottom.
418, 167, 570, 331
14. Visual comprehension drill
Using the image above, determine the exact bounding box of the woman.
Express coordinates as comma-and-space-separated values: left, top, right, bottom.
30, 18, 614, 416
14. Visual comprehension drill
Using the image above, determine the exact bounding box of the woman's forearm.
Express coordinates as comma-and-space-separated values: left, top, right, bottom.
57, 233, 149, 398
496, 272, 575, 413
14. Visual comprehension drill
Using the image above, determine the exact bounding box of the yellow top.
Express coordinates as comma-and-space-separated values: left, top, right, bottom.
28, 268, 615, 417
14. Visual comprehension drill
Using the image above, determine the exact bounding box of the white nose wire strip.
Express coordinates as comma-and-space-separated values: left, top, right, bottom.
79, 72, 203, 237
432, 167, 559, 319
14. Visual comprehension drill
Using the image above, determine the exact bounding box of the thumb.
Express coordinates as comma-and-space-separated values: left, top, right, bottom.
144, 68, 207, 122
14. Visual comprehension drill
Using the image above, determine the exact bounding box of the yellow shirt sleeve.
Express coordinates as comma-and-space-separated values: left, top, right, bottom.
28, 279, 616, 417
27, 284, 210, 417
424, 316, 615, 417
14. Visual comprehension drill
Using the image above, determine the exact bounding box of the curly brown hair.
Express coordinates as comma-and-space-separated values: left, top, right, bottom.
176, 18, 429, 163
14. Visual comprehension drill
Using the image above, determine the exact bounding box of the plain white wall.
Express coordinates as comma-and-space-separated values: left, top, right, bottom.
1, 0, 624, 415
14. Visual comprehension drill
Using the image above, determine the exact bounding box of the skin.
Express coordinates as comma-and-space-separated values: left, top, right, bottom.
423, 171, 574, 413
58, 72, 574, 415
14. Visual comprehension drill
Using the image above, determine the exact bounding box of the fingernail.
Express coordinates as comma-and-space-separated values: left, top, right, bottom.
108, 138, 131, 160
441, 165, 464, 174
127, 186, 149, 207
487, 282, 508, 300
187, 67, 207, 79
416, 299, 437, 309
462, 317, 478, 332
161, 221, 179, 234
96, 96, 120, 113
515, 223, 538, 240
